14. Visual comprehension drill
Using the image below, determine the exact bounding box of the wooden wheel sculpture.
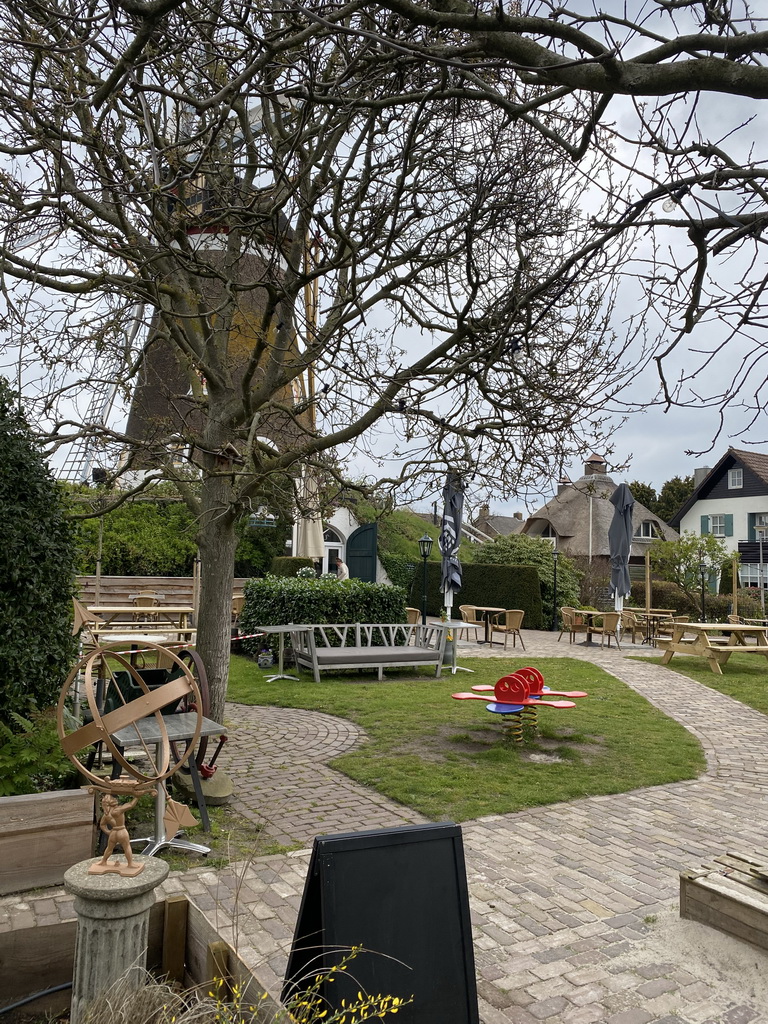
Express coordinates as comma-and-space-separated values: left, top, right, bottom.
57, 641, 203, 876
169, 647, 211, 771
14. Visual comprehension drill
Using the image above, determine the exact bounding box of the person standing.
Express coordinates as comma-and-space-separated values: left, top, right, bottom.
335, 556, 350, 580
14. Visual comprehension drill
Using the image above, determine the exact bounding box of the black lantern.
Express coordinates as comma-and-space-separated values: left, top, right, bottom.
551, 548, 560, 631
419, 534, 433, 626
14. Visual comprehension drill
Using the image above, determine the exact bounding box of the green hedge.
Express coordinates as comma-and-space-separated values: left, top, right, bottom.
409, 562, 543, 629
270, 556, 316, 577
240, 576, 408, 656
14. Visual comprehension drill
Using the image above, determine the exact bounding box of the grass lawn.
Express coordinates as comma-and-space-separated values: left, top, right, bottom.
227, 654, 705, 822
645, 651, 768, 716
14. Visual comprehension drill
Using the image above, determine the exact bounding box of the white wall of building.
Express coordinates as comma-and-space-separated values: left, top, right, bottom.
679, 494, 768, 554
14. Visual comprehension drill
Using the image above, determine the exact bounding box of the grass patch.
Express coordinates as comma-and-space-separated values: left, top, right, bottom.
645, 651, 768, 716
227, 655, 705, 821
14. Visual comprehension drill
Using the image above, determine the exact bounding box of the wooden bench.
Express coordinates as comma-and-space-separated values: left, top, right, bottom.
291, 622, 448, 682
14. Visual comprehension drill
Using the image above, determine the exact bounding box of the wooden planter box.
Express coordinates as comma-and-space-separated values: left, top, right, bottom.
0, 789, 96, 895
680, 852, 768, 952
0, 894, 283, 1021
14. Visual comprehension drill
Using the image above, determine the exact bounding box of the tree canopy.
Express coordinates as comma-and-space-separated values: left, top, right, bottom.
628, 475, 694, 523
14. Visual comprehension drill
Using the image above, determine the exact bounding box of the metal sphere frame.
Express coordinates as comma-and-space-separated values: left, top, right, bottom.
57, 641, 203, 792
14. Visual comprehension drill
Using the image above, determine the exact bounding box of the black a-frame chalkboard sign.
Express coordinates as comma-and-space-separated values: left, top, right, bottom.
282, 822, 479, 1024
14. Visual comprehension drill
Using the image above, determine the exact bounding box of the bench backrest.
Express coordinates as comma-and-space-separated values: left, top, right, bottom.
291, 622, 446, 657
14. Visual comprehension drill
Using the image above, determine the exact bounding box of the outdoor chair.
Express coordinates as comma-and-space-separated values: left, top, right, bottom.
620, 610, 642, 644
133, 589, 162, 623
406, 607, 420, 625
597, 611, 622, 650
232, 594, 245, 625
457, 605, 481, 641
656, 615, 690, 639
558, 607, 588, 644
728, 614, 745, 624
490, 609, 525, 649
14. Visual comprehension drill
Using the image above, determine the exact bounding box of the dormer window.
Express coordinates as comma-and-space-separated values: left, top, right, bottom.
729, 468, 743, 489
634, 520, 657, 539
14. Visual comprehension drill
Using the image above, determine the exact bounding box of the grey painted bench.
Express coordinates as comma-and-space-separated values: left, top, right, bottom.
290, 622, 448, 682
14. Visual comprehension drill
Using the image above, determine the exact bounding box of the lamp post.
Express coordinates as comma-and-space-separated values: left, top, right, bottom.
418, 533, 433, 626
551, 548, 559, 631
699, 560, 708, 622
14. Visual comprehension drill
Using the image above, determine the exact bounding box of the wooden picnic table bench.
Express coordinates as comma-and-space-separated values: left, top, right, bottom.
658, 622, 768, 675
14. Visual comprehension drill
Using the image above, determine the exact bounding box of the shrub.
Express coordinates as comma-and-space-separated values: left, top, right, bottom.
271, 555, 316, 577
379, 553, 418, 591
240, 576, 408, 656
0, 379, 78, 722
0, 708, 80, 795
408, 562, 544, 629
76, 498, 198, 576
470, 534, 580, 625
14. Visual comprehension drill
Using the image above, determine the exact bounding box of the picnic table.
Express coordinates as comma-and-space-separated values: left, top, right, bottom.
88, 605, 195, 641
657, 622, 768, 675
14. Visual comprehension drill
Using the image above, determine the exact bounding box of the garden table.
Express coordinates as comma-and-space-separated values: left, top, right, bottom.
657, 622, 768, 675
472, 606, 505, 645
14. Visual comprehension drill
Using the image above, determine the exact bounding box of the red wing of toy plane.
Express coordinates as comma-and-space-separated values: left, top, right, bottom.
470, 685, 588, 698
451, 692, 575, 708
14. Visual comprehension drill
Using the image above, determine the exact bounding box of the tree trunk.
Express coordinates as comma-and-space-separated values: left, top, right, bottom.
195, 472, 239, 726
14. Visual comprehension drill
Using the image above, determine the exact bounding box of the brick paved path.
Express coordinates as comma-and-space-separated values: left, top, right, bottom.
6, 631, 768, 1022
210, 631, 768, 1022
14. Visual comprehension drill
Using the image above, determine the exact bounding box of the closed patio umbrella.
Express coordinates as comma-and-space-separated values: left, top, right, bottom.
439, 473, 464, 620
295, 470, 325, 561
608, 483, 635, 615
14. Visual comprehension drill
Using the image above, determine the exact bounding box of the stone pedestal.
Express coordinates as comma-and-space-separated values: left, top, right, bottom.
64, 856, 169, 1024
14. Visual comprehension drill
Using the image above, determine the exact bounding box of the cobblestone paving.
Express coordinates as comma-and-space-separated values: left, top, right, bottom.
6, 631, 768, 1022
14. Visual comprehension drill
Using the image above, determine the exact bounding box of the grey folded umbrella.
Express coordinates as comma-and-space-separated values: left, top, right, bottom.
439, 473, 464, 617
609, 483, 635, 612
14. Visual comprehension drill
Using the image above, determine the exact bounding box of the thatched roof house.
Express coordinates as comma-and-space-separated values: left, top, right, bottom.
523, 454, 677, 561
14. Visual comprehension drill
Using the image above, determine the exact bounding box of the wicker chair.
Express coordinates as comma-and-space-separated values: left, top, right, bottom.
558, 607, 588, 644
596, 611, 622, 650
406, 607, 420, 625
620, 610, 642, 643
490, 609, 525, 650
457, 605, 482, 641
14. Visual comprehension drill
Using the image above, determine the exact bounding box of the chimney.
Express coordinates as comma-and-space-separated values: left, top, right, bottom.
513, 511, 523, 520
584, 453, 607, 477
557, 475, 571, 495
693, 466, 711, 488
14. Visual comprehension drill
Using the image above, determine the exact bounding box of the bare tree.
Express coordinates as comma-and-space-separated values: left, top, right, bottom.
361, 0, 768, 445
0, 0, 635, 718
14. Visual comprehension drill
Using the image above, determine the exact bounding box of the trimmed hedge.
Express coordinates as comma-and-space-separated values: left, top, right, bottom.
270, 555, 316, 577
409, 562, 544, 629
240, 575, 408, 656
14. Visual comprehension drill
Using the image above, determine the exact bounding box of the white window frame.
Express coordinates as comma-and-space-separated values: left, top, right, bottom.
634, 520, 656, 539
728, 468, 743, 489
710, 514, 726, 537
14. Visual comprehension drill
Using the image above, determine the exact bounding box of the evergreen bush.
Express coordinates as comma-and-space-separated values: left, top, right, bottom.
379, 553, 418, 591
240, 576, 407, 656
0, 379, 77, 722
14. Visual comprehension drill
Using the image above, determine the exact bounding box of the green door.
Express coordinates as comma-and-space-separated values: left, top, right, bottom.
347, 523, 378, 582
